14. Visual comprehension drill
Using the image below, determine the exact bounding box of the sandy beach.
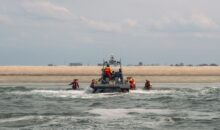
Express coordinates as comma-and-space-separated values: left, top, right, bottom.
0, 66, 220, 83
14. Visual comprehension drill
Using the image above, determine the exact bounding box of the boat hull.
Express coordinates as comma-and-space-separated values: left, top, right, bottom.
92, 84, 130, 93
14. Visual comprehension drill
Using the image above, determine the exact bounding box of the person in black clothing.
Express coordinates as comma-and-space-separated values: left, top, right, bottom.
114, 68, 123, 83
69, 79, 79, 90
144, 80, 152, 90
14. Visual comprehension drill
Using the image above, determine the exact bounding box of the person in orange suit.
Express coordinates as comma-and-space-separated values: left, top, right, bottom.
104, 64, 112, 80
129, 78, 136, 90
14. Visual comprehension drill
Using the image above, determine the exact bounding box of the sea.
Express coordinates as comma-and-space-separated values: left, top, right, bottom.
0, 83, 219, 130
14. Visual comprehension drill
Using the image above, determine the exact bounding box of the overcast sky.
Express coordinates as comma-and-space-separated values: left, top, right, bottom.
0, 0, 220, 65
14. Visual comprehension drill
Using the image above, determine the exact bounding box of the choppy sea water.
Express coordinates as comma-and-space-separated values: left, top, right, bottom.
0, 83, 220, 130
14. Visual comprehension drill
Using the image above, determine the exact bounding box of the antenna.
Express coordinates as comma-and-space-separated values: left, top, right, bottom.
120, 58, 122, 70
102, 58, 105, 69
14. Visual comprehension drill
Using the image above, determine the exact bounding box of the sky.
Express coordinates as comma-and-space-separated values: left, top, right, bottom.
0, 0, 220, 65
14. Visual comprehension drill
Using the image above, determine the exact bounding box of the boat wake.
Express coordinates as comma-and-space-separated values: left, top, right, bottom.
3, 85, 220, 100
7, 88, 124, 99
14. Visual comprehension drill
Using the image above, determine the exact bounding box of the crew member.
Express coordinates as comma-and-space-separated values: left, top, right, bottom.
90, 79, 97, 93
118, 68, 123, 81
104, 64, 112, 80
129, 77, 136, 90
69, 79, 79, 90
144, 80, 152, 90
90, 79, 96, 89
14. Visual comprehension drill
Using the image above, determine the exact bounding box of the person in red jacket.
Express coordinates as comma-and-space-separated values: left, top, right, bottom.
69, 79, 79, 90
104, 64, 112, 80
129, 78, 136, 90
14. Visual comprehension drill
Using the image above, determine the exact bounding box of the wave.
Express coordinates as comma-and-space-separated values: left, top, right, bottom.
7, 88, 178, 99
130, 89, 176, 94
87, 108, 176, 129
131, 87, 220, 96
7, 88, 123, 99
87, 108, 173, 120
0, 115, 52, 128
87, 107, 219, 129
0, 86, 30, 93
4, 85, 220, 100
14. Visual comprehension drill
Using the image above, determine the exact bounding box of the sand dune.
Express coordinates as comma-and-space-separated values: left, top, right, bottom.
0, 66, 220, 83
1, 66, 220, 76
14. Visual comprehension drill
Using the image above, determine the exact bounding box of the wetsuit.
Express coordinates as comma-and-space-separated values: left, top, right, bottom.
70, 81, 79, 90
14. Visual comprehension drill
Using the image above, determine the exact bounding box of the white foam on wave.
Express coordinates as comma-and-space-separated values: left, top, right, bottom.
8, 88, 177, 99
0, 115, 75, 128
130, 89, 176, 95
178, 110, 219, 120
138, 116, 176, 129
88, 108, 133, 119
32, 90, 85, 98
88, 108, 172, 120
199, 87, 219, 95
8, 89, 122, 99
0, 116, 44, 123
87, 108, 176, 130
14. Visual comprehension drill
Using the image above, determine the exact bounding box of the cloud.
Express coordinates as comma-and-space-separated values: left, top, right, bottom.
20, 1, 137, 33
0, 15, 11, 24
191, 13, 219, 29
2, 0, 218, 35
79, 16, 123, 32
79, 16, 137, 33
146, 13, 219, 32
193, 32, 220, 39
1, 0, 137, 33
124, 19, 138, 28
21, 1, 73, 20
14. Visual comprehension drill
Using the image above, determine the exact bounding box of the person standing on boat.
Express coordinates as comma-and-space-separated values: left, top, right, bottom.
69, 79, 79, 90
104, 64, 112, 80
144, 80, 152, 90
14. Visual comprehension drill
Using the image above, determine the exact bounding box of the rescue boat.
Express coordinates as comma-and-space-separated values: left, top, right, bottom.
90, 58, 130, 93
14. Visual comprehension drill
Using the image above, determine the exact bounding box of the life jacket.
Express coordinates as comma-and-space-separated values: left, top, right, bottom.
105, 67, 111, 73
130, 84, 136, 90
129, 79, 136, 90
